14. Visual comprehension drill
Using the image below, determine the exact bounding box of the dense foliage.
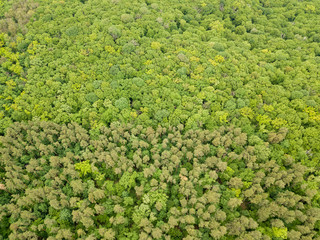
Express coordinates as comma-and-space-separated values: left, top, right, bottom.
0, 0, 320, 239
1, 121, 319, 239
0, 0, 320, 164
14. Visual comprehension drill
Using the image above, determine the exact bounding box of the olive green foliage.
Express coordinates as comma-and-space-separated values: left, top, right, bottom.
0, 121, 320, 239
0, 0, 38, 37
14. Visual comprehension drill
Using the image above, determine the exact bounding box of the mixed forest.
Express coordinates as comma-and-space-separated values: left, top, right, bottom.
0, 0, 320, 239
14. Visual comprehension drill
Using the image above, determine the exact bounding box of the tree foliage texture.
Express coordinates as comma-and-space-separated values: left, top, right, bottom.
0, 0, 320, 239
0, 0, 319, 166
0, 121, 320, 239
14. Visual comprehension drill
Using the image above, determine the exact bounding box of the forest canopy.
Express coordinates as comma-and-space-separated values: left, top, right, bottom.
0, 0, 320, 239
0, 121, 320, 239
